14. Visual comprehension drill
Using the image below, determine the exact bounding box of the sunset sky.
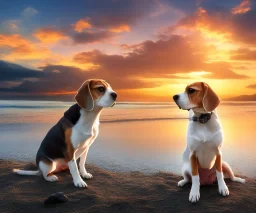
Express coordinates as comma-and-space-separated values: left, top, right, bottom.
0, 0, 256, 101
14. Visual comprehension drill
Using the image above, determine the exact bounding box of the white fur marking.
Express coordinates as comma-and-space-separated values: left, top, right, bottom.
176, 92, 197, 110
13, 169, 39, 176
216, 171, 229, 196
97, 86, 115, 107
68, 160, 87, 188
189, 175, 200, 203
39, 161, 58, 182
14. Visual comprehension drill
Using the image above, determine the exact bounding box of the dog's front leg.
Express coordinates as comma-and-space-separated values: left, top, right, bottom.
68, 158, 87, 188
79, 148, 93, 179
215, 150, 229, 196
189, 152, 200, 203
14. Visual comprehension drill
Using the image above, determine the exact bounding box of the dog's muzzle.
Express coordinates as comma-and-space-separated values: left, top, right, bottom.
111, 92, 117, 101
173, 95, 181, 109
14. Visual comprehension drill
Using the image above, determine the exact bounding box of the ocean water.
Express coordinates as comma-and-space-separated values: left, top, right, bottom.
0, 100, 255, 177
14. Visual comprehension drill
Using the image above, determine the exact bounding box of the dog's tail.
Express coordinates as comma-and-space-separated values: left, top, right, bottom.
13, 169, 40, 176
222, 161, 245, 183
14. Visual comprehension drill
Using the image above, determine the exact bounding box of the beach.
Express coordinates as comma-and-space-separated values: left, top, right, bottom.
0, 101, 256, 212
0, 159, 255, 213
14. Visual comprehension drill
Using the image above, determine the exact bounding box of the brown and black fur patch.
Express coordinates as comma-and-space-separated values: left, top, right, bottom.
36, 104, 81, 165
36, 79, 109, 167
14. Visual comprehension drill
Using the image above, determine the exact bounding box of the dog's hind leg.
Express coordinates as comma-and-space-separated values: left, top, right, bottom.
178, 163, 191, 187
39, 159, 58, 182
222, 161, 245, 183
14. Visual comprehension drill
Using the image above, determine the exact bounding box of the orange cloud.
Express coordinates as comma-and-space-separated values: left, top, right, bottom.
0, 34, 29, 48
246, 84, 256, 89
33, 27, 68, 44
73, 36, 247, 80
73, 19, 91, 32
231, 0, 251, 14
230, 48, 256, 60
0, 33, 51, 60
109, 24, 130, 33
174, 6, 256, 46
178, 7, 231, 42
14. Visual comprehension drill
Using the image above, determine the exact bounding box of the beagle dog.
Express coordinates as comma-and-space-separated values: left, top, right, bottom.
173, 82, 245, 203
14, 79, 117, 188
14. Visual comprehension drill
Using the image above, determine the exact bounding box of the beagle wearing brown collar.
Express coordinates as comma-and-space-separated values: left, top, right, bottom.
173, 82, 245, 203
14, 79, 117, 188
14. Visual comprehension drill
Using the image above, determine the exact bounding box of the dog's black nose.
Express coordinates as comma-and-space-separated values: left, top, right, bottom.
111, 92, 117, 100
173, 95, 179, 101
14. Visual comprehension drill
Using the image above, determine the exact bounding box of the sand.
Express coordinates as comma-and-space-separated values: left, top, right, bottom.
0, 159, 255, 213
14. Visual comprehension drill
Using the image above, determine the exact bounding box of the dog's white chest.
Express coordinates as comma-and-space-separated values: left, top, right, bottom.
187, 118, 223, 169
71, 116, 99, 149
195, 140, 218, 169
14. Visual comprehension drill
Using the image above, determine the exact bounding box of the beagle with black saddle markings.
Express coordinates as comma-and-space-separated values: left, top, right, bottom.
173, 82, 245, 203
14, 79, 117, 188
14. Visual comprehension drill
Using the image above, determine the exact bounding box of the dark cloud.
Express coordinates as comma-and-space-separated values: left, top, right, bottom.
167, 0, 200, 14
83, 0, 157, 29
175, 6, 256, 45
0, 35, 249, 100
72, 31, 114, 44
231, 10, 256, 44
22, 65, 88, 93
74, 35, 204, 77
230, 48, 256, 60
66, 0, 161, 44
0, 65, 86, 93
31, 1, 159, 45
0, 60, 43, 82
0, 63, 162, 100
74, 35, 248, 79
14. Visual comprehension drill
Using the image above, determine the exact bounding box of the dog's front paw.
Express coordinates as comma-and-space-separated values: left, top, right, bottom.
81, 172, 93, 179
218, 182, 229, 196
74, 179, 88, 188
189, 188, 200, 203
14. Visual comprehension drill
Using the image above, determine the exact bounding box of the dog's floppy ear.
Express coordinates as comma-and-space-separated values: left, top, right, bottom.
75, 80, 94, 111
202, 82, 220, 112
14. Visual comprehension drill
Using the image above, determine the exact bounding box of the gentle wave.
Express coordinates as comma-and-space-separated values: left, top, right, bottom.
101, 117, 187, 123
1, 101, 255, 109
0, 105, 68, 109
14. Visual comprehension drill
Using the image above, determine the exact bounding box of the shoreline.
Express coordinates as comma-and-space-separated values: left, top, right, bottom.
0, 159, 255, 213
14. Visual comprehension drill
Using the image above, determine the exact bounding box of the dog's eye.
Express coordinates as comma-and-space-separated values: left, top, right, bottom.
188, 88, 196, 94
97, 87, 105, 92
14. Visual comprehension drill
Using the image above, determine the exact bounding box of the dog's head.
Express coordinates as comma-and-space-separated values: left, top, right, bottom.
75, 79, 117, 111
173, 82, 220, 112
